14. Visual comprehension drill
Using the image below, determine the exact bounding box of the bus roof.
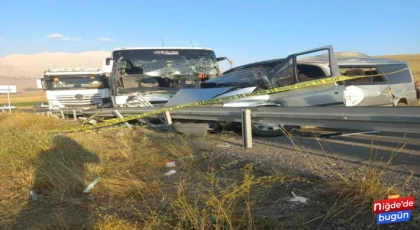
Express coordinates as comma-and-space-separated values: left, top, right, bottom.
112, 47, 214, 52
44, 67, 104, 76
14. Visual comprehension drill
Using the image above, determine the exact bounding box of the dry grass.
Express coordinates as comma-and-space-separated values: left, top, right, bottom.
281, 130, 416, 228
0, 113, 417, 229
0, 93, 46, 104
0, 113, 296, 230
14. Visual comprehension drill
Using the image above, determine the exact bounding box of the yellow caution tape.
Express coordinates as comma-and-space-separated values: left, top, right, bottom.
50, 68, 409, 133
82, 108, 103, 127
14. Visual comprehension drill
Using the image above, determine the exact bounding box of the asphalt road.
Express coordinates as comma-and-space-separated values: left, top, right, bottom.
218, 128, 420, 177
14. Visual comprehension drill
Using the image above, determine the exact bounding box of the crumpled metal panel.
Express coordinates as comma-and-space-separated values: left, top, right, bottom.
164, 87, 233, 106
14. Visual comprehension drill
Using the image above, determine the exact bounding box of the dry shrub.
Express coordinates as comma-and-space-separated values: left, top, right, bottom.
93, 215, 139, 230
170, 163, 287, 230
1, 113, 292, 230
283, 132, 410, 227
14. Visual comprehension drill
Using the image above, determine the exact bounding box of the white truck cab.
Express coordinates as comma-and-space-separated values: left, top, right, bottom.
37, 67, 111, 110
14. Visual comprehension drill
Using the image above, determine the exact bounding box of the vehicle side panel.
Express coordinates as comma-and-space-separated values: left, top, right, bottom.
379, 64, 417, 106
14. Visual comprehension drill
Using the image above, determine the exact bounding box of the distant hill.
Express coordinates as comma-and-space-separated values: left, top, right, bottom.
0, 51, 110, 79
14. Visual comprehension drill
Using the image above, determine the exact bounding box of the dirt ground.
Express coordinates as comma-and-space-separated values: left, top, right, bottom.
207, 129, 420, 229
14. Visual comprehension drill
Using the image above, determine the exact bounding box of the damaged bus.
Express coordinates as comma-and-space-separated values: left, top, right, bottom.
164, 45, 417, 137
103, 47, 230, 108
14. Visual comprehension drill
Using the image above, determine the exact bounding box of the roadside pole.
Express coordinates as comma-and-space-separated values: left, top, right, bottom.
7, 85, 11, 114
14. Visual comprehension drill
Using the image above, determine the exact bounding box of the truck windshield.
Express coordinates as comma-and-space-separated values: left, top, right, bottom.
44, 74, 108, 90
112, 49, 219, 78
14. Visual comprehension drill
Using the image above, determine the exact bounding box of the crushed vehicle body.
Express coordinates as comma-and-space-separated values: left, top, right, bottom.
164, 45, 417, 136
103, 47, 230, 108
37, 67, 111, 110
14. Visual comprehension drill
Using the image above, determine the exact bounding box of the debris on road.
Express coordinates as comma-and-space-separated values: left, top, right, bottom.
165, 161, 176, 167
29, 190, 38, 201
164, 169, 177, 176
289, 191, 307, 203
83, 177, 102, 193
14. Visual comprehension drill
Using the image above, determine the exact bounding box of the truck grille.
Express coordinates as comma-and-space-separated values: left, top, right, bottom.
55, 94, 102, 100
55, 94, 102, 106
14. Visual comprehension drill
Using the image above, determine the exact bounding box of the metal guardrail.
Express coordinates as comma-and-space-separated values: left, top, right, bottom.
74, 106, 420, 148
24, 106, 420, 149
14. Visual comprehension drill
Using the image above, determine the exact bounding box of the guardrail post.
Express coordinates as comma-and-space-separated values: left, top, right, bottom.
241, 109, 252, 149
113, 110, 132, 128
164, 111, 173, 132
60, 110, 65, 119
73, 109, 77, 121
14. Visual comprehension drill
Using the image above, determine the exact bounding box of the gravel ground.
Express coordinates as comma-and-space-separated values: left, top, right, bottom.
207, 129, 420, 229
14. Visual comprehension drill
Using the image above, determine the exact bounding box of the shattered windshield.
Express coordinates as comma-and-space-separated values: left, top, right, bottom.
44, 75, 108, 90
201, 59, 291, 88
112, 49, 219, 78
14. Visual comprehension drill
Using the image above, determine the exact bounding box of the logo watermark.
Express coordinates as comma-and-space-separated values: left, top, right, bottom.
373, 195, 414, 225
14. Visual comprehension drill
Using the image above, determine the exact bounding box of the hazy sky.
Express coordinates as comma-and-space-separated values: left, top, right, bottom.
1, 0, 419, 69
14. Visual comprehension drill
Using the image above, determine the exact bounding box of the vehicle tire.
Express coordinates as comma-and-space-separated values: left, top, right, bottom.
251, 122, 294, 137
397, 101, 407, 106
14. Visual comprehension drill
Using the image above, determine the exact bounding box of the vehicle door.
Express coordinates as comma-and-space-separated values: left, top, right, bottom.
342, 67, 393, 106
379, 64, 416, 106
268, 45, 343, 106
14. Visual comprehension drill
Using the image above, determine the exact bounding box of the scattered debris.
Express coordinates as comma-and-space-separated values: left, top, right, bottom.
289, 191, 307, 203
83, 177, 102, 193
164, 170, 177, 176
29, 190, 38, 201
88, 119, 97, 125
165, 161, 176, 167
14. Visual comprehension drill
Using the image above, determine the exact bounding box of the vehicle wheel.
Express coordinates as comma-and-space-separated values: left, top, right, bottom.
397, 101, 407, 106
251, 122, 294, 137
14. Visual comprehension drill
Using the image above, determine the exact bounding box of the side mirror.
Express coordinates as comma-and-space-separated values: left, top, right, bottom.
105, 57, 112, 65
36, 79, 46, 90
103, 58, 113, 73
216, 57, 233, 69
